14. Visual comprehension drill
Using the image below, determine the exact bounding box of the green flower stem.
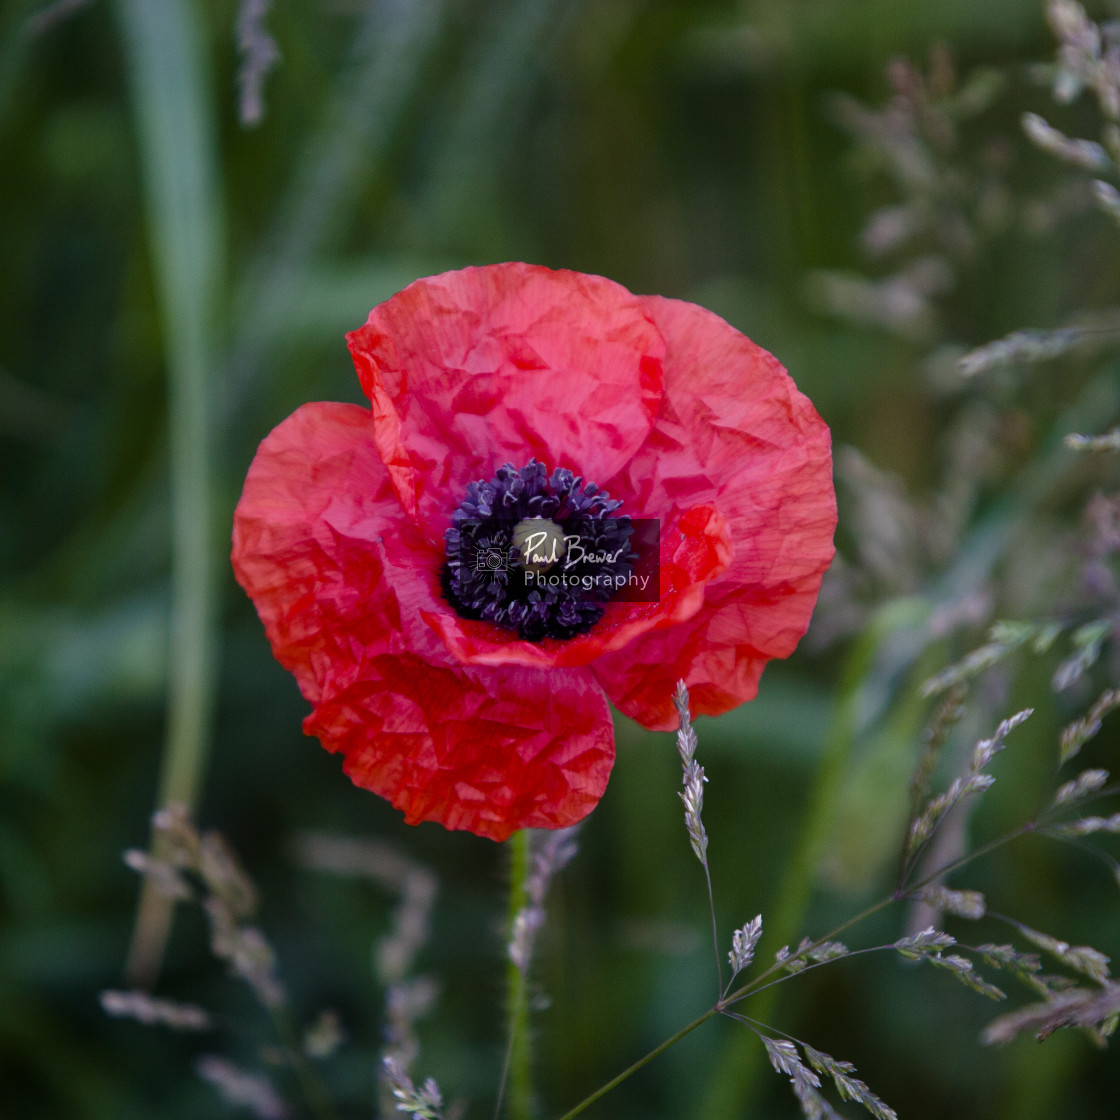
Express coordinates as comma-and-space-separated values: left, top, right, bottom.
500, 829, 533, 1120
116, 0, 223, 986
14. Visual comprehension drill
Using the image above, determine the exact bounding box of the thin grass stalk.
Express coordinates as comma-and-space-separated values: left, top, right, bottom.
115, 0, 223, 986
552, 1007, 718, 1120
698, 596, 931, 1118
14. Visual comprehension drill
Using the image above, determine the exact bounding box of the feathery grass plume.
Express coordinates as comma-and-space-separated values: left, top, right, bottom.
100, 989, 212, 1031
912, 885, 987, 920
771, 937, 849, 976
195, 1055, 289, 1120
761, 1034, 899, 1120
806, 941, 851, 963
904, 709, 1033, 869
122, 847, 193, 902
894, 928, 1006, 998
1028, 1, 1120, 236
922, 621, 1061, 696
125, 806, 285, 1009
1053, 768, 1111, 807
809, 46, 1010, 353
908, 684, 967, 828
893, 927, 958, 958
1004, 920, 1111, 983
773, 944, 808, 975
803, 262, 949, 342
673, 680, 708, 864
958, 311, 1120, 377
381, 1055, 446, 1120
508, 826, 580, 974
1094, 180, 1120, 225
374, 861, 438, 1110
118, 810, 341, 1120
1022, 112, 1112, 170
1052, 618, 1112, 690
1065, 426, 1120, 451
236, 0, 280, 126
289, 830, 441, 1111
803, 1044, 899, 1120
976, 944, 1046, 994
673, 680, 724, 989
383, 978, 439, 1074
1046, 0, 1120, 120
728, 915, 763, 979
1059, 687, 1120, 764
1044, 812, 1120, 837
761, 1037, 830, 1118
982, 981, 1120, 1045
891, 927, 963, 954
928, 953, 1006, 1000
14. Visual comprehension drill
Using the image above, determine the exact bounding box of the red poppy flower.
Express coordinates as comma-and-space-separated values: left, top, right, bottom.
232, 263, 835, 841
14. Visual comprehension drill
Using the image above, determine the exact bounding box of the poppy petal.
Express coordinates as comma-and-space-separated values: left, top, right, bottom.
306, 659, 613, 842
346, 263, 666, 541
232, 401, 615, 838
592, 295, 837, 730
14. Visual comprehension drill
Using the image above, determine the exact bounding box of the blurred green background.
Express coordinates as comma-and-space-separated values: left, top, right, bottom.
3, 0, 1120, 1118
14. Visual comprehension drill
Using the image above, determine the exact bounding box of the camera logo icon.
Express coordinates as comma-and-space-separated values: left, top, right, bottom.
474, 547, 508, 572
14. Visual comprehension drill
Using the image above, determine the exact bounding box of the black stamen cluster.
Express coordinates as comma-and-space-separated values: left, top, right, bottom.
443, 460, 634, 642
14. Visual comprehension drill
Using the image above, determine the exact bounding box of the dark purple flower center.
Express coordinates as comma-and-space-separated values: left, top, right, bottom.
442, 460, 634, 642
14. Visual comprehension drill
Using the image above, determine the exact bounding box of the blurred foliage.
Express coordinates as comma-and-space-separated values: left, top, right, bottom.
2, 1, 1120, 1119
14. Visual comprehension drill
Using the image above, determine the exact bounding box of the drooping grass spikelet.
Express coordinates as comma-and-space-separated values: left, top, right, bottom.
1060, 688, 1120, 764
1005, 920, 1111, 983
762, 1034, 899, 1120
912, 885, 987, 919
803, 1044, 900, 1120
100, 989, 212, 1031
1053, 768, 1111, 807
125, 806, 286, 1010
908, 684, 966, 823
195, 1055, 289, 1120
922, 621, 1060, 696
381, 1056, 446, 1120
728, 915, 763, 977
983, 982, 1120, 1045
236, 0, 280, 126
892, 927, 958, 957
903, 709, 1033, 871
1065, 426, 1120, 451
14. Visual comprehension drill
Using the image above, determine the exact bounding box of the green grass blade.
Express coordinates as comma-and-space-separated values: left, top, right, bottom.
115, 0, 224, 983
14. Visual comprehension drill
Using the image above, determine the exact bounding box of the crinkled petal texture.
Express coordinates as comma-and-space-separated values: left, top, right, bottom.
346, 262, 665, 542
233, 263, 836, 840
232, 402, 614, 842
593, 294, 837, 730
